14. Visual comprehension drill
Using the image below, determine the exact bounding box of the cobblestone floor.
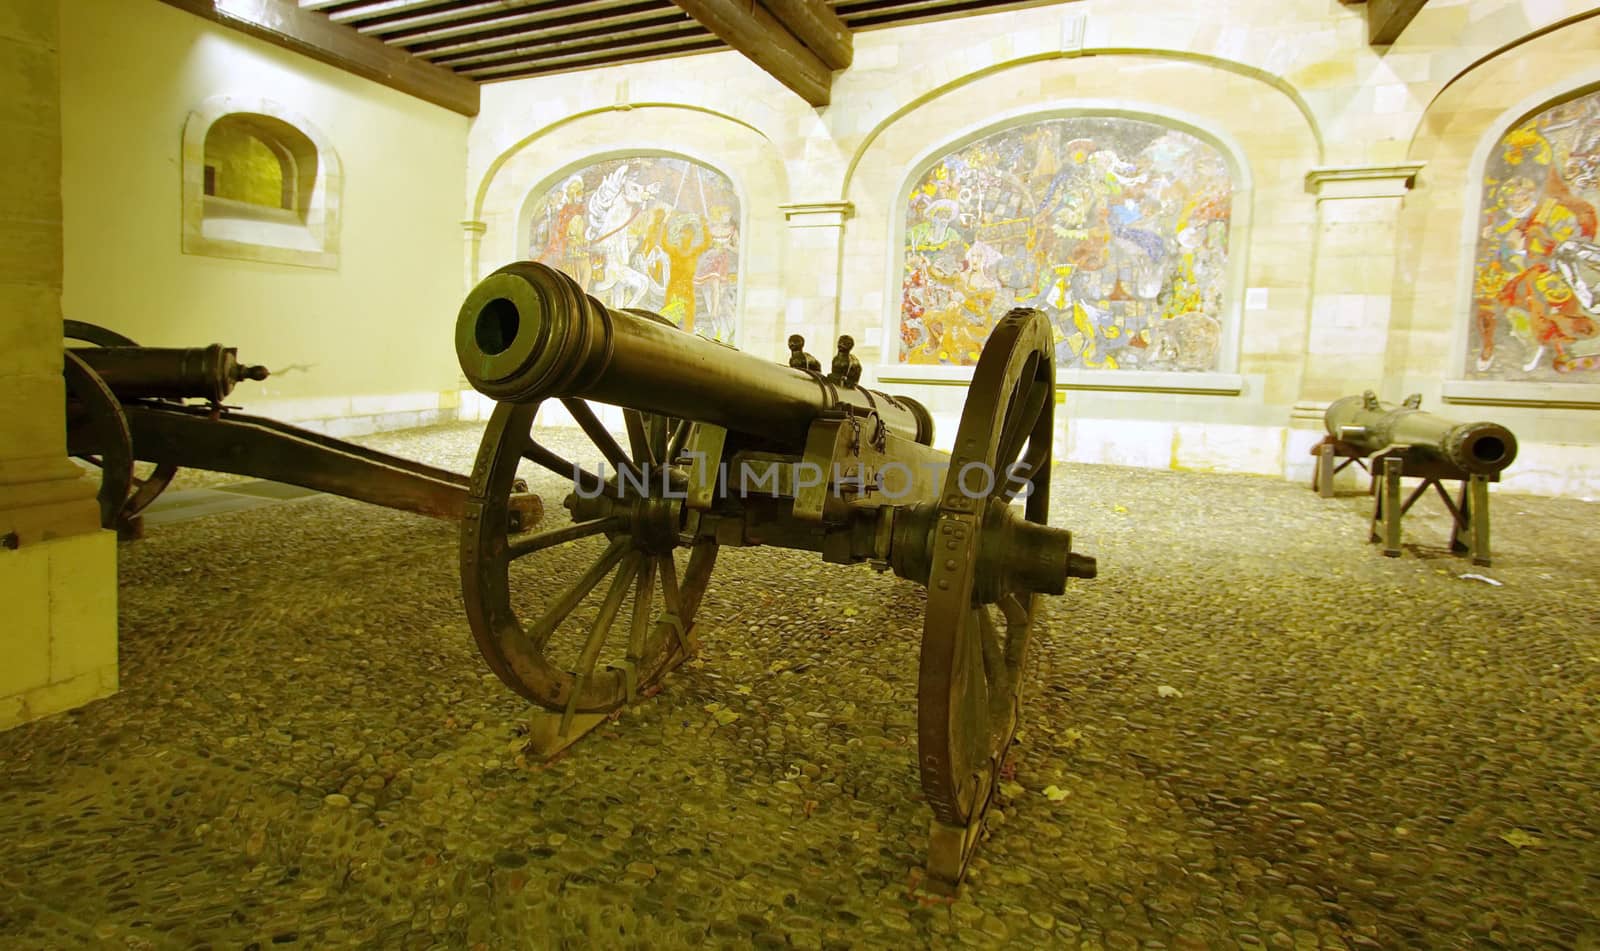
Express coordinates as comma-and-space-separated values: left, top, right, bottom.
3, 421, 1598, 950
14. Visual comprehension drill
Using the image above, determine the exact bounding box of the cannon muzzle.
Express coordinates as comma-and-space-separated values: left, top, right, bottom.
1325, 391, 1517, 476
456, 261, 934, 447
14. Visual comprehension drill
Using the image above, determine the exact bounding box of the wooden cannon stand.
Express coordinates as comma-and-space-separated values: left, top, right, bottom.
1368, 446, 1494, 566
1310, 435, 1373, 497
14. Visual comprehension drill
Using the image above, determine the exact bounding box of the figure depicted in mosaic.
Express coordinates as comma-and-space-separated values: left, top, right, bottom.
527, 156, 741, 342
1470, 88, 1600, 379
897, 117, 1233, 370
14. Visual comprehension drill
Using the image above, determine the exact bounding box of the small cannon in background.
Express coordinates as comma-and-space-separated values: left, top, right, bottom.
453, 262, 1097, 891
1319, 391, 1517, 565
63, 320, 541, 539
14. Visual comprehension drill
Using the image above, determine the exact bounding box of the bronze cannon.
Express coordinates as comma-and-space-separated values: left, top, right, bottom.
1319, 391, 1516, 565
453, 261, 1096, 890
62, 320, 541, 538
1324, 391, 1517, 476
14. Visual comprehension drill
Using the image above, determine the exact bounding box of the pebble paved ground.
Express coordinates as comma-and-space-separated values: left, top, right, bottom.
3, 421, 1598, 950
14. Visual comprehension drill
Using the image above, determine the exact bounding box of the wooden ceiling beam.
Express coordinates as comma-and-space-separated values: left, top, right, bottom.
159, 0, 480, 115
322, 0, 442, 24
393, 0, 668, 51
759, 0, 851, 70
669, 0, 834, 106
429, 13, 699, 68
409, 5, 678, 59
460, 26, 715, 77
361, 0, 642, 42
1366, 0, 1429, 44
473, 36, 725, 82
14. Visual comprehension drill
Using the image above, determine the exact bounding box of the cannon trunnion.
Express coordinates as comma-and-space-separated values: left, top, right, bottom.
454, 262, 1095, 891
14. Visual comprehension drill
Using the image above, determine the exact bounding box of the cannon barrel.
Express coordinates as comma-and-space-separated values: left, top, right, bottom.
1325, 391, 1517, 476
68, 344, 269, 403
455, 262, 934, 447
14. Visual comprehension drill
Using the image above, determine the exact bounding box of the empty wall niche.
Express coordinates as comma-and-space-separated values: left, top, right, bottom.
182, 97, 341, 268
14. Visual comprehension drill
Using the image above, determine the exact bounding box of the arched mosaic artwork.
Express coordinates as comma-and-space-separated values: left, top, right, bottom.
526, 156, 740, 343
898, 116, 1233, 370
1470, 88, 1600, 379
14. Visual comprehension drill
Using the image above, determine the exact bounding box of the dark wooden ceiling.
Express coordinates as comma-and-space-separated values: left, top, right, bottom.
296, 0, 1055, 84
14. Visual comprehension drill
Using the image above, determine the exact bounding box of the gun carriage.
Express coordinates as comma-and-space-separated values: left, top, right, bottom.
62, 320, 541, 538
454, 262, 1097, 890
1321, 391, 1517, 565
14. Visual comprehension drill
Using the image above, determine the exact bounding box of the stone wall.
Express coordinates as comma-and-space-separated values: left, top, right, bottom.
466, 0, 1600, 496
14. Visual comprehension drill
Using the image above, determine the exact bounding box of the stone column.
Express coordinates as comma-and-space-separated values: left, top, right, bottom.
454, 220, 490, 420
777, 201, 853, 363
461, 219, 488, 288
1, 0, 119, 729
1285, 164, 1423, 484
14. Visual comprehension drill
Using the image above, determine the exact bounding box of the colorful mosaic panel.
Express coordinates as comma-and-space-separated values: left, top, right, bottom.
528, 156, 740, 343
898, 116, 1233, 371
1469, 88, 1600, 380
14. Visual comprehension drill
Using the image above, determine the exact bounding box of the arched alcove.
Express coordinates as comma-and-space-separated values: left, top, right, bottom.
202, 113, 316, 214
182, 96, 341, 269
471, 105, 787, 360
1461, 85, 1600, 384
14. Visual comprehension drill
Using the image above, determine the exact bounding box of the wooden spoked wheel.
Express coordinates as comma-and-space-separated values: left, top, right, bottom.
63, 320, 179, 537
63, 350, 136, 532
918, 308, 1057, 889
461, 396, 715, 730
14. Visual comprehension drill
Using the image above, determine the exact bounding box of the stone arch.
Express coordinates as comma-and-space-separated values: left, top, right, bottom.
472, 105, 788, 357
840, 51, 1319, 403
836, 48, 1323, 201
1392, 12, 1600, 415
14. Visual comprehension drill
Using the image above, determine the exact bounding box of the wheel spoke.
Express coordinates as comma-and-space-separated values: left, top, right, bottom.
82, 455, 105, 469
666, 419, 691, 464
677, 539, 717, 621
627, 556, 658, 663
977, 605, 1011, 729
562, 552, 641, 732
526, 536, 629, 649
571, 552, 640, 681
623, 409, 655, 469
955, 607, 990, 794
1000, 439, 1049, 503
657, 551, 682, 619
563, 398, 636, 479
995, 379, 1048, 476
521, 435, 609, 496
648, 415, 669, 464
997, 593, 1029, 668
506, 517, 623, 560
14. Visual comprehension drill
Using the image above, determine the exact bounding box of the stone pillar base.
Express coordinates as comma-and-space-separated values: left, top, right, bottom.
0, 529, 119, 730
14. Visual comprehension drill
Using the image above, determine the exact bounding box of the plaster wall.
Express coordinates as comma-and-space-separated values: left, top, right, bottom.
59, 0, 470, 432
